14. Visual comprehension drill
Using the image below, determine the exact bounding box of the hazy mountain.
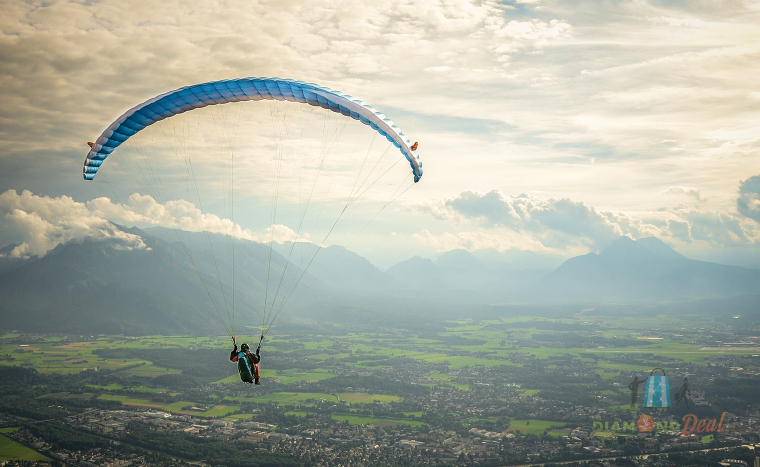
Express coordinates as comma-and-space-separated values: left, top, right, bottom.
273, 242, 404, 292
528, 236, 760, 302
470, 248, 567, 270
2, 230, 758, 335
0, 243, 24, 275
435, 249, 481, 270
387, 249, 551, 302
0, 235, 219, 334
636, 237, 686, 260
386, 256, 442, 290
0, 226, 320, 335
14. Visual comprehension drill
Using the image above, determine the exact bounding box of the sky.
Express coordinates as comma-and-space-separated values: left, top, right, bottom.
1, 0, 760, 269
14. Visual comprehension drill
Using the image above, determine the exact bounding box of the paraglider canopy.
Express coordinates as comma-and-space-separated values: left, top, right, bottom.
83, 78, 423, 182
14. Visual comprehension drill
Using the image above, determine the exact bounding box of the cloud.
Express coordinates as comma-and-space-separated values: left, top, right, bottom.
737, 175, 760, 223
443, 189, 624, 248
648, 16, 729, 30
409, 198, 462, 223
0, 0, 574, 167
662, 186, 703, 201
91, 193, 307, 244
0, 189, 305, 259
2, 0, 760, 269
0, 189, 147, 258
675, 207, 754, 246
411, 189, 759, 254
446, 190, 520, 225
485, 18, 571, 43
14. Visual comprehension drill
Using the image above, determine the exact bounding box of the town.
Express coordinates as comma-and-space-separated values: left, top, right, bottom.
1, 312, 759, 467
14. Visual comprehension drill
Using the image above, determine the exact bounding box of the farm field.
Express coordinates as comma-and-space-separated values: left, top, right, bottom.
98, 394, 166, 408
337, 393, 401, 403
0, 434, 51, 462
2, 312, 758, 426
1, 310, 759, 467
196, 405, 240, 418
506, 419, 568, 435
3, 314, 757, 381
329, 414, 426, 427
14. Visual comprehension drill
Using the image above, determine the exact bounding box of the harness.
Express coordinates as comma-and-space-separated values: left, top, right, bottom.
233, 335, 262, 385
237, 351, 254, 384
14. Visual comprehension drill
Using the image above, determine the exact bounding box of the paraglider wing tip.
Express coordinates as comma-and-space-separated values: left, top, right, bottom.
87, 142, 94, 148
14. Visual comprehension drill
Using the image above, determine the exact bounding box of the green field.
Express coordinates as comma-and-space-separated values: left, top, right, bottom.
547, 428, 572, 437
507, 420, 567, 435
0, 434, 52, 461
87, 383, 123, 390
225, 414, 255, 420
337, 393, 401, 403
196, 405, 240, 418
3, 312, 754, 385
331, 415, 425, 427
246, 392, 338, 404
214, 373, 249, 384
162, 401, 197, 412
3, 312, 757, 434
271, 370, 336, 384
214, 369, 335, 385
98, 394, 165, 408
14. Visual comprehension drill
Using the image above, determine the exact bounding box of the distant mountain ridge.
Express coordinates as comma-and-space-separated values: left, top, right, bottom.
273, 242, 405, 292
386, 249, 550, 302
1, 228, 758, 334
529, 236, 760, 302
0, 227, 322, 335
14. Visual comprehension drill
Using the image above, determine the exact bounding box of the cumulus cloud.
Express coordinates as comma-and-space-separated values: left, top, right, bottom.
0, 189, 305, 259
411, 189, 759, 254
442, 189, 624, 248
409, 198, 462, 223
0, 189, 147, 258
447, 190, 520, 225
737, 175, 760, 223
93, 194, 307, 244
662, 186, 703, 201
675, 207, 754, 246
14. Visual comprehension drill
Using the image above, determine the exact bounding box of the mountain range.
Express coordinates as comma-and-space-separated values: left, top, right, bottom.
529, 236, 760, 302
1, 225, 758, 334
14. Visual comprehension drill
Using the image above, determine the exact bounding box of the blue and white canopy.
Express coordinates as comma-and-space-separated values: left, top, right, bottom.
83, 78, 423, 182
